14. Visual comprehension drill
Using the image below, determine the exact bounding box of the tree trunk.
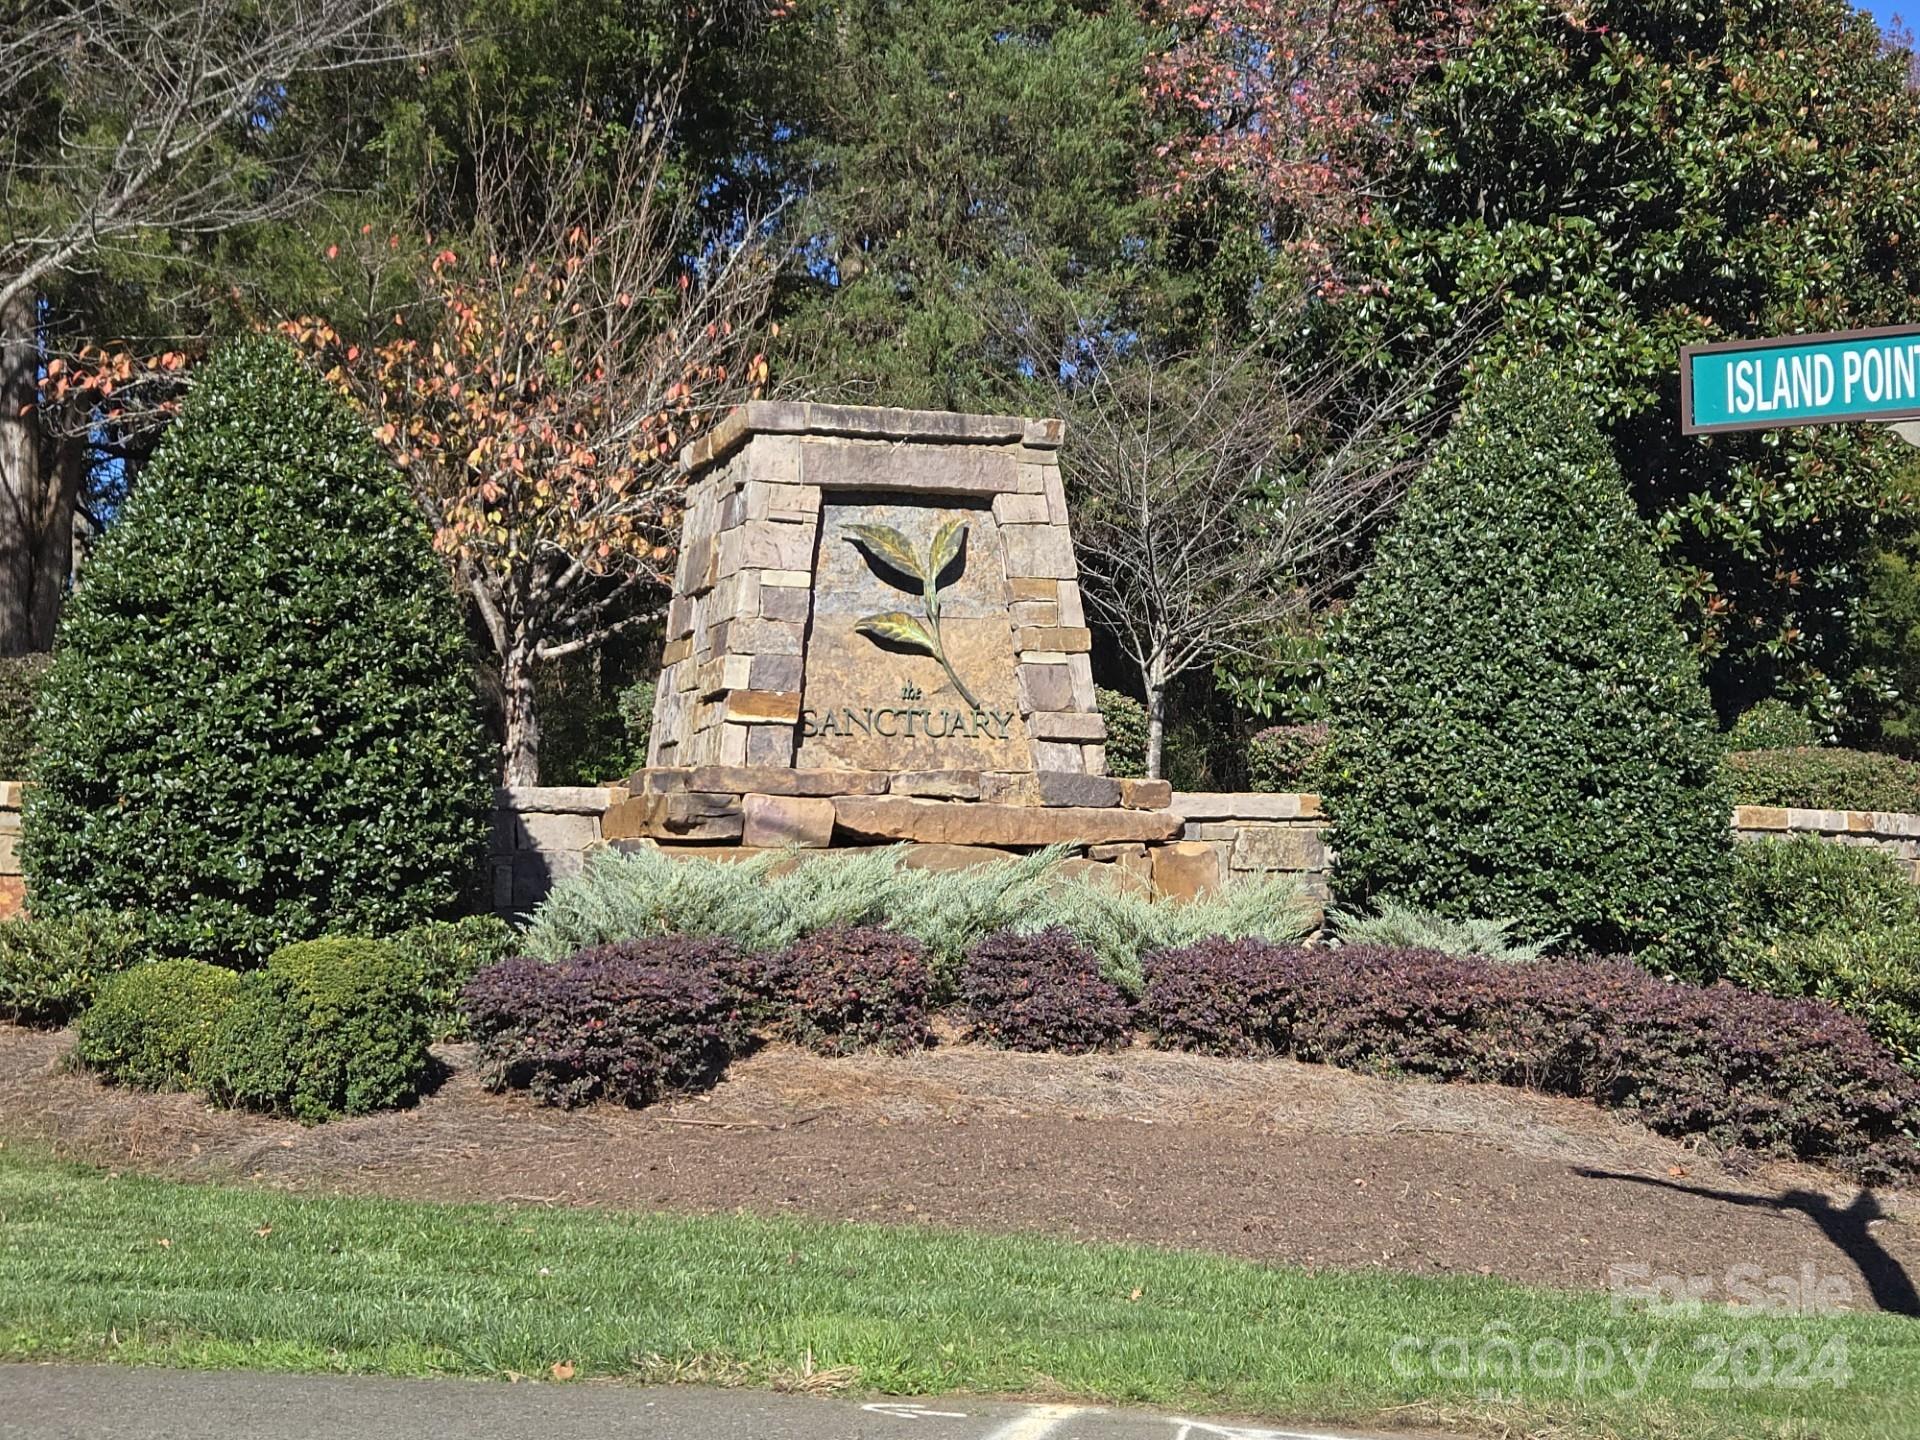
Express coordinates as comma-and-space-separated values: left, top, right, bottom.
31, 431, 82, 647
500, 639, 543, 785
0, 290, 43, 655
1144, 651, 1169, 781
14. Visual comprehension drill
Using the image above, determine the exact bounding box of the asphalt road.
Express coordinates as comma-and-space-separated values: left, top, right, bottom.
0, 1366, 1412, 1440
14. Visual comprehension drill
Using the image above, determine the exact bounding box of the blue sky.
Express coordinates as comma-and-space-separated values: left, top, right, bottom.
1864, 0, 1912, 33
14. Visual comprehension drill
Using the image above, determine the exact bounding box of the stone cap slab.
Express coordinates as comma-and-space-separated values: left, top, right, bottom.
1734, 804, 1920, 839
1169, 792, 1324, 821
682, 400, 1064, 471
831, 794, 1180, 846
495, 785, 625, 814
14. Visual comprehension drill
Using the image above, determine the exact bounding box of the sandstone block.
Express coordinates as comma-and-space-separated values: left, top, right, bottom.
1056, 580, 1086, 628
685, 765, 891, 797
1035, 770, 1121, 808
514, 810, 600, 852
759, 584, 812, 623
901, 842, 1023, 873
661, 636, 692, 667
1002, 523, 1077, 579
831, 796, 1180, 846
748, 653, 805, 692
496, 785, 618, 814
663, 791, 746, 840
980, 772, 1042, 806
1009, 578, 1059, 602
743, 793, 836, 848
890, 770, 984, 800
761, 568, 811, 587
1027, 711, 1107, 742
1030, 739, 1092, 773
1016, 625, 1092, 654
1230, 825, 1328, 872
1017, 662, 1074, 713
1170, 792, 1320, 821
1058, 856, 1151, 895
1119, 778, 1173, 810
1023, 417, 1066, 448
1009, 600, 1061, 629
722, 689, 802, 724
726, 617, 806, 656
1151, 841, 1221, 901
801, 436, 1016, 495
1042, 465, 1070, 524
745, 725, 795, 767
992, 492, 1051, 526
720, 518, 816, 575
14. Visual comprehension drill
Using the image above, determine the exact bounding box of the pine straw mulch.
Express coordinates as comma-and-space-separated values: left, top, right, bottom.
3, 1021, 1917, 1312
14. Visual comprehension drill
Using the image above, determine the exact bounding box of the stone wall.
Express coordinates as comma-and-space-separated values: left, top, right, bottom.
489, 785, 625, 918
1734, 803, 1920, 879
1161, 792, 1332, 902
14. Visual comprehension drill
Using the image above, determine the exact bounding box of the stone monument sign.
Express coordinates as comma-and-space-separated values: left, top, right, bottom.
621, 401, 1177, 850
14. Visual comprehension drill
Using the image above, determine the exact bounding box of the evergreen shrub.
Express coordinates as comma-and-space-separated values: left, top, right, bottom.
958, 927, 1131, 1052
204, 937, 432, 1122
0, 910, 148, 1027
1727, 699, 1818, 750
1097, 688, 1149, 779
1245, 723, 1330, 793
774, 925, 933, 1055
391, 914, 518, 1040
1140, 939, 1920, 1180
73, 960, 239, 1090
1727, 747, 1920, 815
0, 653, 48, 777
25, 337, 492, 963
1324, 374, 1729, 967
460, 938, 750, 1109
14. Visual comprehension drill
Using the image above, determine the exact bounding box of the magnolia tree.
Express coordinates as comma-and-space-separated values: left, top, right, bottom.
294, 106, 774, 783
1062, 336, 1447, 778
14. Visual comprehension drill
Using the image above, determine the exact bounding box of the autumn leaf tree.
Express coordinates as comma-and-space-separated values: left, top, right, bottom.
0, 0, 424, 652
293, 98, 774, 783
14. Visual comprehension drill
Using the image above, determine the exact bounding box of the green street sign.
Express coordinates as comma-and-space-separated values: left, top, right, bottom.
1680, 325, 1920, 434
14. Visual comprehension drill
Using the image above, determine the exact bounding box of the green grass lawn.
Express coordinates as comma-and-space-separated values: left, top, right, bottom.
0, 1148, 1914, 1439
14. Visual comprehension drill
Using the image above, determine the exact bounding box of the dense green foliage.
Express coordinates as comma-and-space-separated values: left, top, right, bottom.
1324, 377, 1730, 967
754, 1, 1165, 409
203, 937, 433, 1123
1245, 724, 1331, 794
0, 655, 48, 778
1343, 0, 1920, 721
0, 911, 148, 1028
1096, 688, 1149, 779
1726, 700, 1817, 751
390, 915, 519, 1042
1727, 747, 1920, 814
72, 961, 241, 1092
524, 845, 1312, 993
1725, 836, 1920, 1073
24, 340, 492, 963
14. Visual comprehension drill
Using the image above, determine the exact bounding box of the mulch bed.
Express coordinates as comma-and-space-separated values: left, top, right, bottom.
4, 1022, 1916, 1313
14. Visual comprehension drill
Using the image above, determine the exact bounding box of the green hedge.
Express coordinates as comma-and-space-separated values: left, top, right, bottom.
24, 338, 492, 963
391, 914, 517, 1041
0, 911, 148, 1027
0, 654, 48, 778
73, 960, 240, 1091
1725, 835, 1920, 1073
1246, 724, 1329, 793
204, 937, 433, 1123
1726, 699, 1817, 751
1727, 747, 1920, 814
1096, 688, 1148, 779
1323, 373, 1729, 970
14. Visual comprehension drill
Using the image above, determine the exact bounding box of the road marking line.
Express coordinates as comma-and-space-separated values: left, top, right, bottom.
862, 1402, 971, 1419
984, 1403, 1097, 1440
1169, 1420, 1368, 1440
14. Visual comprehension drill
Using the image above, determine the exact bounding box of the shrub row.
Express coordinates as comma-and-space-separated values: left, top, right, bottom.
1139, 939, 1920, 1181
1727, 747, 1920, 816
0, 911, 149, 1027
523, 843, 1312, 994
70, 938, 435, 1122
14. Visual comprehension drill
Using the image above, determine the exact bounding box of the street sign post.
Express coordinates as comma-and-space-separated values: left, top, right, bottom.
1680, 324, 1920, 434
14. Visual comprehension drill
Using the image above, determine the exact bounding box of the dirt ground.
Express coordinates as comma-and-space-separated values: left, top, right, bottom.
4, 1022, 1917, 1315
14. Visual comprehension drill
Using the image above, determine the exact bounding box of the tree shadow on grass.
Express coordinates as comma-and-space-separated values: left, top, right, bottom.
1574, 1167, 1919, 1318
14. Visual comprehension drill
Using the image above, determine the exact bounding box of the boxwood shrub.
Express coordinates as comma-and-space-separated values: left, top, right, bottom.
24, 337, 492, 964
1246, 723, 1330, 793
958, 927, 1131, 1053
1726, 700, 1817, 751
0, 910, 148, 1027
1727, 747, 1920, 815
1140, 939, 1920, 1180
1323, 373, 1729, 968
1096, 688, 1149, 779
73, 960, 240, 1091
204, 937, 433, 1122
460, 938, 751, 1108
391, 915, 518, 1041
